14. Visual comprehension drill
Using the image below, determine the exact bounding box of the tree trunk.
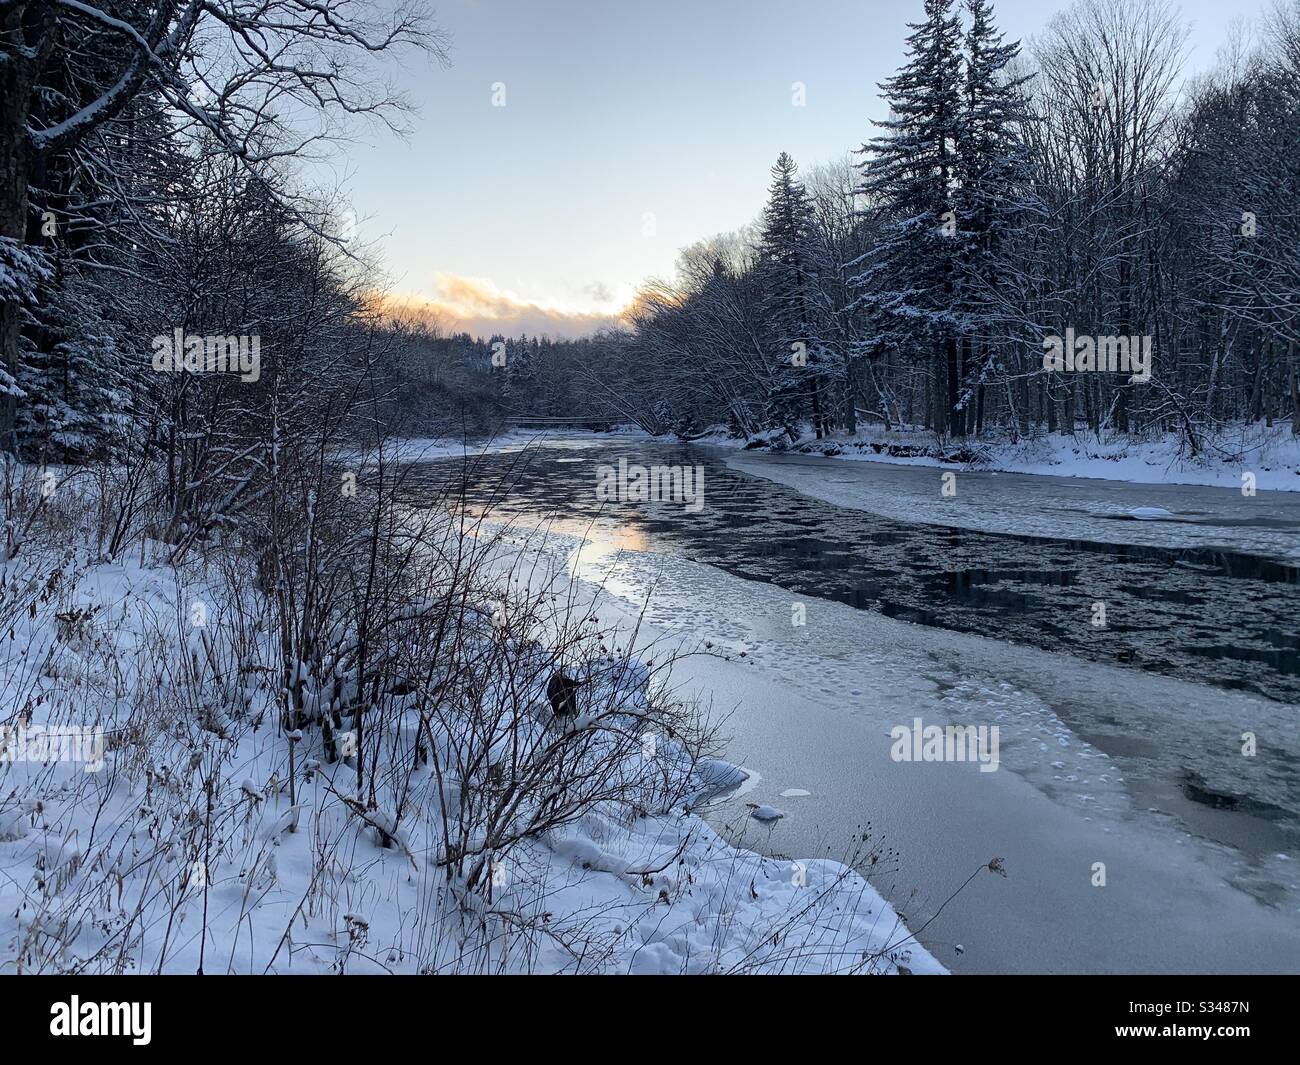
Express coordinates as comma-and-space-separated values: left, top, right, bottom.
946, 334, 962, 438
1289, 341, 1299, 437
0, 61, 34, 452
1115, 251, 1131, 433
843, 358, 858, 436
1248, 334, 1265, 423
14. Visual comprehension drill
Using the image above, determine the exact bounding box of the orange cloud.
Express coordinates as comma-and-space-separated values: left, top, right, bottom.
377, 273, 631, 340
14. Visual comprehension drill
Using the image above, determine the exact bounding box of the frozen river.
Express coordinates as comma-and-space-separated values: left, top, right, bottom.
407, 435, 1300, 973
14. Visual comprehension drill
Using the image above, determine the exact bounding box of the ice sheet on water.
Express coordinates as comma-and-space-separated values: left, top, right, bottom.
495, 506, 1300, 918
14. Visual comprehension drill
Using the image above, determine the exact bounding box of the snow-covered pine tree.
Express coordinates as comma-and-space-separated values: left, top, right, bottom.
16, 272, 130, 462
954, 0, 1036, 435
502, 334, 539, 413
757, 152, 827, 438
852, 0, 964, 436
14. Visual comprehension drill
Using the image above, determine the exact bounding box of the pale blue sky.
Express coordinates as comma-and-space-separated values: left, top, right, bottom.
339, 0, 1271, 337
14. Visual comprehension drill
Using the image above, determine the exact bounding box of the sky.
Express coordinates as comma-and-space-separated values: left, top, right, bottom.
336, 0, 1274, 339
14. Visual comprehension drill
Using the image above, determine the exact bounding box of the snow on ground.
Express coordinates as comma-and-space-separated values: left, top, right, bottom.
0, 529, 941, 974
696, 422, 1300, 493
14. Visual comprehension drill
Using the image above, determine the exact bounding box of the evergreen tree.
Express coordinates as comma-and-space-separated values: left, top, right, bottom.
757, 152, 827, 437
852, 0, 964, 436
16, 274, 130, 461
502, 335, 540, 412
954, 0, 1036, 434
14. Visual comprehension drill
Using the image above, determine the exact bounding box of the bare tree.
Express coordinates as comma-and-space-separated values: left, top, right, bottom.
0, 0, 446, 449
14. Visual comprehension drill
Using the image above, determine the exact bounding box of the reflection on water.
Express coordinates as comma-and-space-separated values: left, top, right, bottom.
405, 440, 1300, 706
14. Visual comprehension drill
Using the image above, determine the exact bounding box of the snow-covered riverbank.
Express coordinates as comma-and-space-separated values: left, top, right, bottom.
698, 423, 1300, 493
718, 445, 1300, 566
0, 506, 942, 974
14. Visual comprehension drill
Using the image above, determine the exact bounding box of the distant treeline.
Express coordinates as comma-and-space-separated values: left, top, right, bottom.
483, 0, 1300, 450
